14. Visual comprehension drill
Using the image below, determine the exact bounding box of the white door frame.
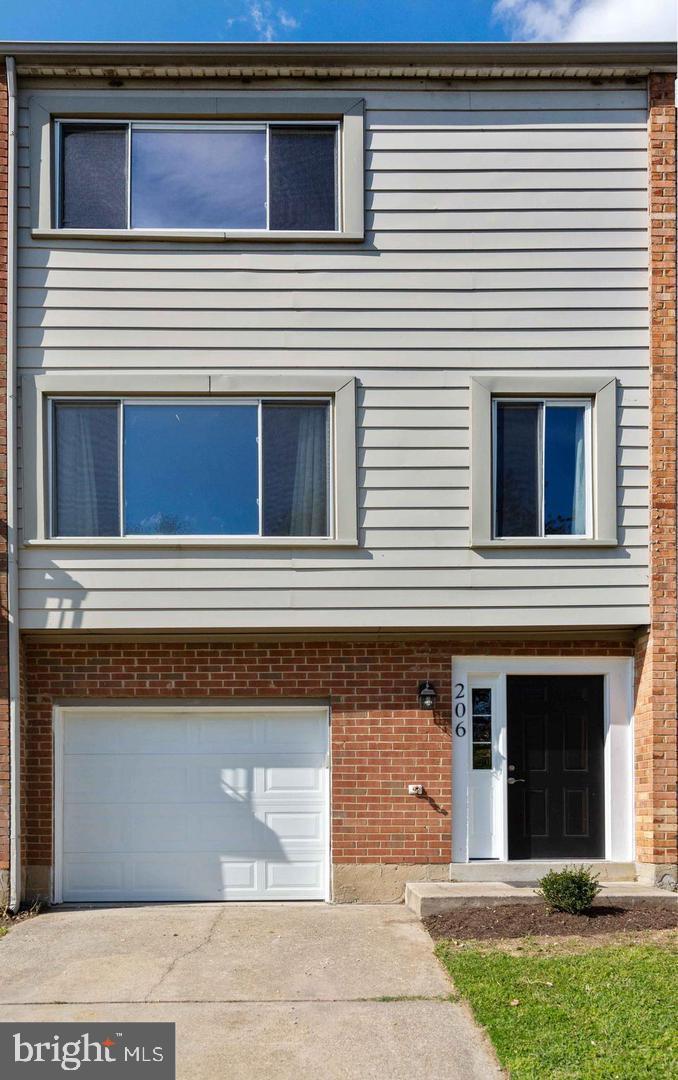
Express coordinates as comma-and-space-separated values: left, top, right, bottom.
52, 703, 332, 904
451, 656, 635, 864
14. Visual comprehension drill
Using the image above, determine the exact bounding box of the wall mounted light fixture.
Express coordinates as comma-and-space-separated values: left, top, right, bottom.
418, 680, 437, 710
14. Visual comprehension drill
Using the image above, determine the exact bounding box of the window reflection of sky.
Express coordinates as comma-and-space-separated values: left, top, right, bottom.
124, 404, 259, 535
131, 129, 267, 229
544, 405, 586, 535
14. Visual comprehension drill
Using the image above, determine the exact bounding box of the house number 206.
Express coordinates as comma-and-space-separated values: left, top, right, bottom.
453, 683, 466, 737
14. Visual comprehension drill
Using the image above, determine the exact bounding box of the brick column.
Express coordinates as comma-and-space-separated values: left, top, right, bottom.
635, 72, 678, 885
0, 62, 10, 907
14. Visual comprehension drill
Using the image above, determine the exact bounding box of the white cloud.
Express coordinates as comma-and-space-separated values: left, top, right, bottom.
250, 2, 275, 41
277, 8, 300, 30
225, 2, 300, 41
493, 0, 677, 41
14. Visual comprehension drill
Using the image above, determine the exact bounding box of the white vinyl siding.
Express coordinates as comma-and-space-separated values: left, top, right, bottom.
16, 79, 650, 631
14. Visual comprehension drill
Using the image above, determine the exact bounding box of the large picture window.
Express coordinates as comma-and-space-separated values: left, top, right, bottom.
493, 398, 592, 539
50, 398, 331, 538
57, 120, 339, 233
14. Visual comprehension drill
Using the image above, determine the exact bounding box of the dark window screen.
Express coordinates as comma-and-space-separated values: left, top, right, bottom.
262, 403, 329, 536
269, 126, 337, 231
53, 403, 120, 536
60, 124, 128, 229
495, 403, 541, 537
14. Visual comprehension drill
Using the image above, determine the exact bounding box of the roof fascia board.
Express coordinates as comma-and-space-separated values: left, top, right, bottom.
0, 40, 675, 71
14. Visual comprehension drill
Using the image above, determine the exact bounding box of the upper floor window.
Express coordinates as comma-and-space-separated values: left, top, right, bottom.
493, 398, 592, 539
57, 120, 339, 233
50, 398, 330, 538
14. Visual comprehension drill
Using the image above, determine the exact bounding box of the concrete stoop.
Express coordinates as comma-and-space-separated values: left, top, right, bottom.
405, 880, 678, 918
449, 860, 636, 883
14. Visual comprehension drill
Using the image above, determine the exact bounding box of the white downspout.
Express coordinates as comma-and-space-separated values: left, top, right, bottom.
6, 56, 21, 912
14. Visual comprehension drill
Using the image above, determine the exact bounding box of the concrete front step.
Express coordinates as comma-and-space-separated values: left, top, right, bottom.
405, 880, 678, 918
449, 861, 636, 883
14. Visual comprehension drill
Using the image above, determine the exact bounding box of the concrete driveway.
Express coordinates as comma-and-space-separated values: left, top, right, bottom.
0, 903, 501, 1079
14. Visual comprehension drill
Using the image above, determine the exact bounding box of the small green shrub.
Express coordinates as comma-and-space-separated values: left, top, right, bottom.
536, 865, 601, 914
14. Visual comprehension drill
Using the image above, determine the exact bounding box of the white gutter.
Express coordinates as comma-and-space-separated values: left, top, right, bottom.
5, 56, 21, 912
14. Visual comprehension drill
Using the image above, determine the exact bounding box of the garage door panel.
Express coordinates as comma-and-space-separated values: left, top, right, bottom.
59, 708, 329, 902
64, 806, 126, 853
65, 755, 324, 804
261, 715, 327, 749
65, 714, 191, 754
62, 858, 126, 897
129, 856, 259, 897
66, 804, 264, 854
66, 805, 324, 856
124, 806, 254, 854
265, 861, 324, 892
189, 761, 253, 800
190, 714, 259, 752
264, 763, 324, 794
264, 811, 324, 843
65, 757, 192, 803
63, 854, 325, 902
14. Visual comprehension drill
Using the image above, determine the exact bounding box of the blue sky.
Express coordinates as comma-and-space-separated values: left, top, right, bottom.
0, 1, 674, 44
0, 2, 507, 43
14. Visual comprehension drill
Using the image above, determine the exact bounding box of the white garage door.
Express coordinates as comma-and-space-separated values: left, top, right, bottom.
55, 706, 329, 903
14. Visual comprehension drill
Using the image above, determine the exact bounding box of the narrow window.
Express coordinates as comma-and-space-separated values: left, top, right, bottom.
269, 126, 337, 231
131, 127, 267, 230
494, 400, 590, 539
471, 688, 492, 770
53, 402, 120, 536
495, 402, 541, 538
544, 404, 587, 535
59, 124, 128, 229
262, 402, 330, 536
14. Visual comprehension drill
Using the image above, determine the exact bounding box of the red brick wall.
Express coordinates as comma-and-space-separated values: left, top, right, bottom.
635, 73, 678, 871
0, 63, 10, 891
22, 637, 634, 871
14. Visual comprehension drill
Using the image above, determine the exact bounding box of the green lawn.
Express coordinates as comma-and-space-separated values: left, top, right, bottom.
436, 941, 678, 1079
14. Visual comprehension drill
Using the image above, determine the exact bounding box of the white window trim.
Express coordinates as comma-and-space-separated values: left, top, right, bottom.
492, 396, 593, 541
29, 90, 365, 242
22, 373, 358, 548
470, 375, 618, 548
451, 656, 635, 866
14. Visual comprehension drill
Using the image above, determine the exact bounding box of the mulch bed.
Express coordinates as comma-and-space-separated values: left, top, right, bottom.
424, 902, 678, 941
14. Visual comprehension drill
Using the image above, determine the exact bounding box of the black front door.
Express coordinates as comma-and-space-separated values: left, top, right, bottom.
507, 675, 604, 860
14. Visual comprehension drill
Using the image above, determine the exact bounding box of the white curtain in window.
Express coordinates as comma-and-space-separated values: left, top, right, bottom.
73, 409, 99, 534
54, 404, 119, 537
289, 406, 328, 535
571, 407, 586, 534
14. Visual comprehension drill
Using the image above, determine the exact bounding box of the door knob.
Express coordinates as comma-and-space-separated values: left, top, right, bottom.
507, 777, 525, 785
